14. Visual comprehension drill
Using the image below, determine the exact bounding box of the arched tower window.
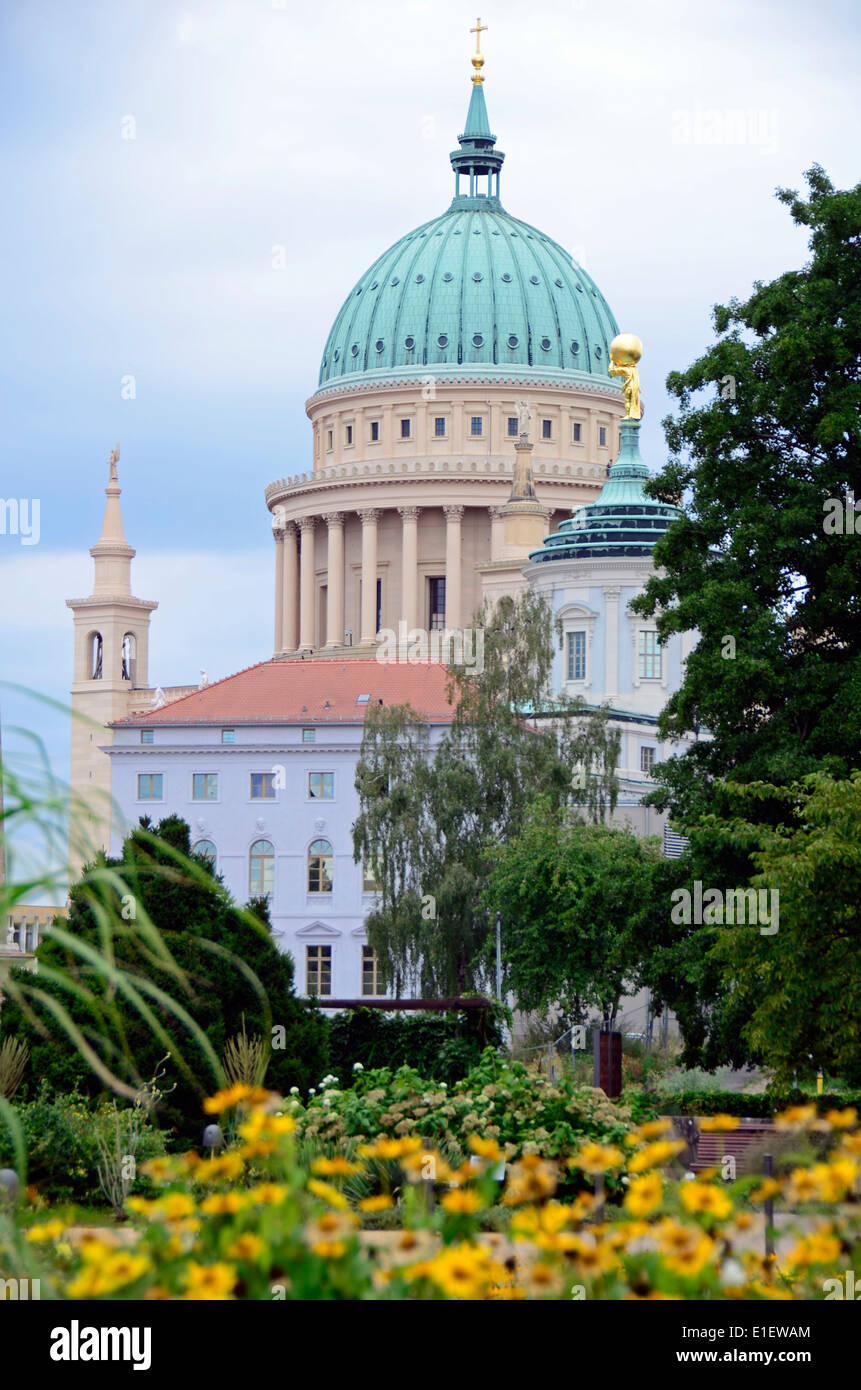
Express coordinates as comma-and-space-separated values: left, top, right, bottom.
308, 839, 333, 894
249, 839, 275, 897
192, 839, 217, 870
122, 632, 137, 683
89, 632, 103, 680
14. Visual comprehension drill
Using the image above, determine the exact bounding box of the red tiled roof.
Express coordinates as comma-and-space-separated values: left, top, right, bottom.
112, 659, 457, 727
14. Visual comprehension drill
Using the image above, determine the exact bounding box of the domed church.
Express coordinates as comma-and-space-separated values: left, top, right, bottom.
265, 30, 626, 653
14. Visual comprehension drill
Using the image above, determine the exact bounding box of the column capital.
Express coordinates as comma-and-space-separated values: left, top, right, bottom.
357, 507, 382, 525
488, 504, 506, 519
603, 585, 622, 601
397, 505, 421, 523
298, 515, 316, 535
443, 504, 465, 521
323, 510, 345, 529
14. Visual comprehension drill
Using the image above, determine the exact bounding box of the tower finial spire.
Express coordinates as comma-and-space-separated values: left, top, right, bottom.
470, 17, 488, 85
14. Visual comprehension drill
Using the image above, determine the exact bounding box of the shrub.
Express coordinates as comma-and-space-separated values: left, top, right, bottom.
327, 1008, 503, 1086
651, 1089, 861, 1119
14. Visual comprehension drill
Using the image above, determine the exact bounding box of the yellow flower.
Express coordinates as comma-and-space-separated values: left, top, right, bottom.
468, 1135, 504, 1161
193, 1153, 246, 1183
698, 1115, 741, 1132
67, 1267, 112, 1299
665, 1233, 715, 1277
304, 1210, 358, 1248
200, 1192, 246, 1216
424, 1242, 507, 1300
359, 1194, 394, 1212
126, 1196, 153, 1216
247, 1183, 288, 1206
311, 1155, 364, 1177
750, 1177, 781, 1203
624, 1174, 663, 1217
100, 1252, 151, 1291
680, 1183, 733, 1220
628, 1140, 686, 1173
312, 1240, 347, 1258
502, 1155, 558, 1206
227, 1233, 265, 1260
441, 1189, 482, 1214
238, 1111, 296, 1141
358, 1136, 423, 1160
826, 1107, 858, 1130
308, 1178, 350, 1210
79, 1238, 114, 1265
635, 1119, 674, 1140
569, 1142, 625, 1175
774, 1104, 817, 1130
153, 1192, 196, 1222
183, 1261, 237, 1300
26, 1220, 65, 1243
139, 1156, 174, 1183
203, 1085, 271, 1115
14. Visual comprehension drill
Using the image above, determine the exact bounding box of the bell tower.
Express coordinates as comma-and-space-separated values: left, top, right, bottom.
66, 447, 157, 868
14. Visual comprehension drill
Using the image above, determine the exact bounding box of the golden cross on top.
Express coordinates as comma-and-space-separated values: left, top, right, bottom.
470, 17, 487, 83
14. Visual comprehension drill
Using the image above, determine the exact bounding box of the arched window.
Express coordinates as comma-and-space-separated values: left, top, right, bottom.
192, 839, 217, 870
122, 632, 137, 683
308, 839, 333, 894
89, 632, 103, 680
250, 839, 275, 896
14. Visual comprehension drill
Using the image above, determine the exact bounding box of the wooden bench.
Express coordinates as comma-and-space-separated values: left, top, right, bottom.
691, 1122, 776, 1175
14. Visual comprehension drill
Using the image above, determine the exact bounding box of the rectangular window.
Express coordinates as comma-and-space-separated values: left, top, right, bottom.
400, 418, 411, 439
470, 416, 483, 437
306, 945, 332, 998
221, 729, 235, 744
641, 746, 657, 773
542, 419, 552, 440
327, 430, 333, 450
362, 859, 380, 893
308, 771, 334, 800
250, 772, 276, 799
572, 422, 582, 443
599, 426, 607, 447
507, 417, 518, 437
302, 728, 316, 744
434, 416, 446, 438
137, 773, 163, 801
638, 630, 662, 680
140, 729, 154, 744
192, 773, 218, 801
566, 631, 587, 682
345, 424, 353, 445
370, 420, 380, 442
362, 945, 385, 997
428, 576, 446, 631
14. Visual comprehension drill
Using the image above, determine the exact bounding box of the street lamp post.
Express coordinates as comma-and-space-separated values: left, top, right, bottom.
495, 910, 502, 1004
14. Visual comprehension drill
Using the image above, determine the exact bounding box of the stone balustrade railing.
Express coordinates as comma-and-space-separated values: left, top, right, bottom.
265, 454, 600, 502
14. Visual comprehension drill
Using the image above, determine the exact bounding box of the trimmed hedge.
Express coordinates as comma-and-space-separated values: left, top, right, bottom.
655, 1089, 861, 1119
327, 1007, 504, 1087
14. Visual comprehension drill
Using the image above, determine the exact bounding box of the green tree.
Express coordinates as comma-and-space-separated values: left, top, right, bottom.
353, 591, 620, 996
483, 799, 665, 1026
0, 815, 328, 1137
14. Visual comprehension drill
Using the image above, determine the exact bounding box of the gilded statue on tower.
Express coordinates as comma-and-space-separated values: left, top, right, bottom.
608, 333, 643, 420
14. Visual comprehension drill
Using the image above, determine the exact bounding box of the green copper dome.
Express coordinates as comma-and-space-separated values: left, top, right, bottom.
317, 79, 619, 389
529, 420, 682, 562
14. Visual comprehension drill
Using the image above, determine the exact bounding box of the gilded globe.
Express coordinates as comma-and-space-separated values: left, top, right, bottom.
610, 332, 643, 366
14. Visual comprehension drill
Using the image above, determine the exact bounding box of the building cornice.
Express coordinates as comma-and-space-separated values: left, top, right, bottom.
306, 367, 625, 411
265, 456, 606, 507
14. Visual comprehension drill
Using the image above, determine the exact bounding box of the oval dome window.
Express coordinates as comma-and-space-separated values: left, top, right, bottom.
351, 344, 359, 356
473, 334, 484, 347
370, 281, 378, 290
375, 339, 385, 353
415, 273, 425, 283
508, 335, 519, 348
443, 272, 453, 282
501, 273, 512, 283
529, 275, 540, 285
473, 272, 483, 282
540, 337, 552, 351
333, 349, 340, 361
555, 278, 564, 288
390, 277, 400, 286
594, 346, 602, 358
438, 334, 449, 348
405, 336, 415, 350
571, 340, 580, 354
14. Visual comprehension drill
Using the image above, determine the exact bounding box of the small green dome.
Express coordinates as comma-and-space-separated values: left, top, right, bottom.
317, 80, 618, 388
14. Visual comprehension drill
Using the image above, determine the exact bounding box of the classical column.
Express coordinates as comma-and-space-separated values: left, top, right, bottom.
324, 512, 345, 649
488, 504, 505, 560
273, 523, 285, 654
443, 504, 464, 630
357, 508, 381, 645
282, 521, 299, 652
398, 506, 421, 632
603, 586, 620, 699
298, 517, 316, 651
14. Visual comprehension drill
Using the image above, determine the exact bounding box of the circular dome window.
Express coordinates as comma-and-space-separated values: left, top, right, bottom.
473, 229, 481, 235
501, 273, 512, 282
390, 276, 400, 286
540, 337, 552, 351
508, 334, 519, 348
473, 271, 483, 281
555, 278, 564, 288
438, 334, 449, 348
375, 339, 385, 353
576, 283, 583, 293
405, 336, 415, 350
415, 273, 425, 283
351, 344, 359, 356
370, 281, 378, 290
594, 346, 602, 358
571, 340, 580, 354
443, 272, 453, 282
529, 275, 540, 285
473, 333, 484, 347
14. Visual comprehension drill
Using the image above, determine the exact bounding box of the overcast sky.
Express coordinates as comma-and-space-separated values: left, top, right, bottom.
1, 0, 858, 876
